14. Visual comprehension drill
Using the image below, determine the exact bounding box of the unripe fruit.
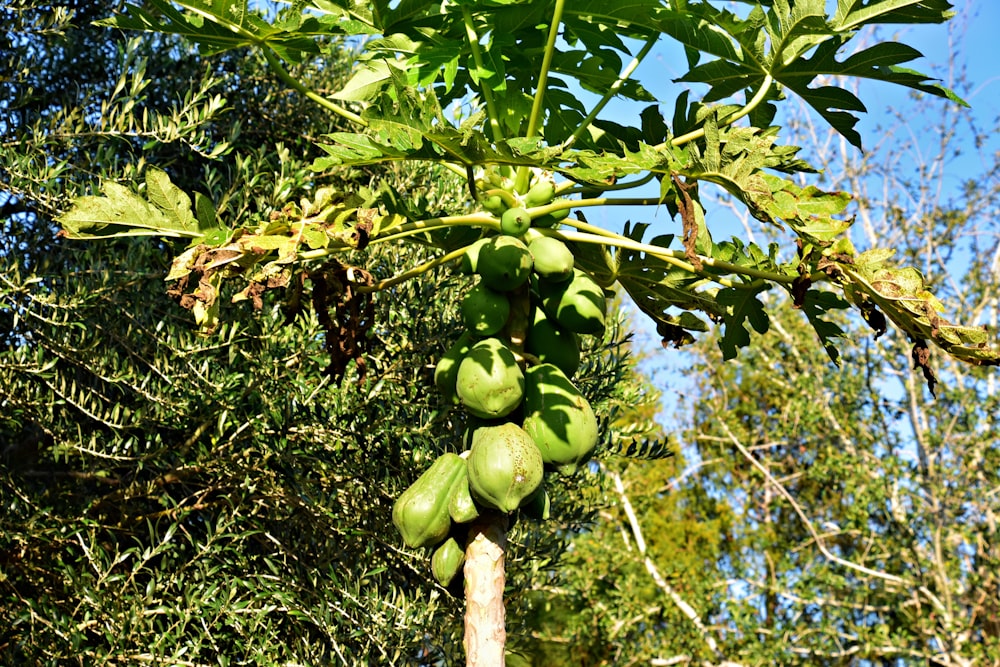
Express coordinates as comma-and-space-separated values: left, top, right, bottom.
392, 453, 467, 548
500, 206, 532, 236
526, 305, 580, 378
532, 198, 571, 229
431, 536, 466, 588
461, 282, 510, 335
528, 236, 574, 283
537, 268, 607, 335
481, 194, 505, 215
525, 180, 556, 207
520, 484, 551, 521
434, 331, 475, 404
522, 363, 599, 473
466, 423, 544, 513
459, 237, 491, 275
448, 464, 480, 524
477, 236, 533, 292
456, 337, 525, 419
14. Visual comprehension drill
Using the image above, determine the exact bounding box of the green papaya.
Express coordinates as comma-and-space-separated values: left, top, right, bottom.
431, 536, 466, 588
524, 180, 556, 207
459, 237, 491, 275
520, 484, 551, 521
392, 453, 467, 548
531, 198, 571, 228
466, 423, 544, 513
500, 206, 531, 236
522, 363, 599, 473
461, 282, 510, 336
481, 193, 505, 215
477, 236, 533, 292
526, 304, 580, 378
448, 461, 480, 524
537, 268, 607, 335
528, 236, 574, 283
434, 331, 475, 404
456, 337, 525, 419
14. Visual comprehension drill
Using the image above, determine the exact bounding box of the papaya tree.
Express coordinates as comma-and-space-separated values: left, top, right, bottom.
56, 0, 1000, 664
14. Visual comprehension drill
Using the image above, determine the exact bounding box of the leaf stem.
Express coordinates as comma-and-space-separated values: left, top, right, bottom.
558, 172, 656, 195
551, 227, 792, 287
514, 0, 566, 194
262, 47, 366, 128
356, 245, 471, 293
669, 74, 773, 147
562, 31, 660, 151
462, 7, 504, 144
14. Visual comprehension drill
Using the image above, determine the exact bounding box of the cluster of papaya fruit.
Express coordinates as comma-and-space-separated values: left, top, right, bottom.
392, 167, 608, 589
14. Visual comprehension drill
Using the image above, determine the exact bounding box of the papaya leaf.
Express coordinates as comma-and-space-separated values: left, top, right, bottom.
145, 167, 196, 230
716, 285, 771, 360
614, 223, 726, 341
59, 169, 216, 240
797, 289, 851, 365
832, 0, 956, 30
839, 256, 1000, 366
668, 0, 963, 149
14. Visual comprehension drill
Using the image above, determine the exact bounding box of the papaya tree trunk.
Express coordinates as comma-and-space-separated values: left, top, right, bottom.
464, 511, 508, 666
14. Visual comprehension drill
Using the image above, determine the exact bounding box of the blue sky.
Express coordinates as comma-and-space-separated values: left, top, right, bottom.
600, 0, 1000, 428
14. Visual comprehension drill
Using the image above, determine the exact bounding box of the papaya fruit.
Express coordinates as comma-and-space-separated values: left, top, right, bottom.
524, 180, 556, 207
392, 453, 467, 548
466, 423, 544, 513
461, 282, 510, 335
522, 363, 599, 473
531, 198, 571, 229
526, 304, 580, 378
481, 193, 505, 215
448, 461, 480, 524
500, 206, 532, 236
431, 536, 466, 588
434, 331, 475, 404
477, 236, 533, 292
459, 237, 491, 275
520, 484, 551, 521
536, 268, 607, 335
528, 236, 574, 283
456, 337, 525, 419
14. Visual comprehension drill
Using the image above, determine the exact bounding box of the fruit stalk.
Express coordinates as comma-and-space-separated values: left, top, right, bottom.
464, 511, 509, 667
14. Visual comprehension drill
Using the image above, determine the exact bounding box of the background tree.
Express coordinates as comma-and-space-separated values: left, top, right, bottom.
521, 11, 1000, 666
10, 0, 1000, 665
1, 3, 660, 664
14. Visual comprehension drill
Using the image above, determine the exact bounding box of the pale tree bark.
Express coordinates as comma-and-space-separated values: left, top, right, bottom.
464, 512, 508, 667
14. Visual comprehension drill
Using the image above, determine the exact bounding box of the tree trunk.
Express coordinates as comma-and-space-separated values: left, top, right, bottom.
464, 511, 508, 666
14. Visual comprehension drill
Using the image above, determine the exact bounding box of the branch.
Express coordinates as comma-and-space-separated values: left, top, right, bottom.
603, 465, 738, 665
715, 422, 909, 586
262, 47, 365, 128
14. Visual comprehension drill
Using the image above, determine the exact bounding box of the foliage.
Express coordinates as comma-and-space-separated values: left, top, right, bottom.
520, 30, 1000, 664
1, 4, 655, 663
60, 0, 999, 375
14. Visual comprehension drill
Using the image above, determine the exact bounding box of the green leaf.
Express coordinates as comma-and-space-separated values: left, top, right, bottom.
716, 285, 770, 360
669, 0, 963, 148
145, 167, 196, 230
798, 289, 850, 364
59, 182, 200, 240
833, 0, 956, 31
100, 0, 323, 62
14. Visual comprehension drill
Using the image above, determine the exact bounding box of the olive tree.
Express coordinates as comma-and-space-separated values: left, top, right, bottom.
50, 0, 1000, 664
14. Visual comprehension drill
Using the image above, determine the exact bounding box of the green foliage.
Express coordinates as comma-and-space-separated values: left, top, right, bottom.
522, 48, 1000, 664
2, 7, 660, 663
59, 0, 998, 373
